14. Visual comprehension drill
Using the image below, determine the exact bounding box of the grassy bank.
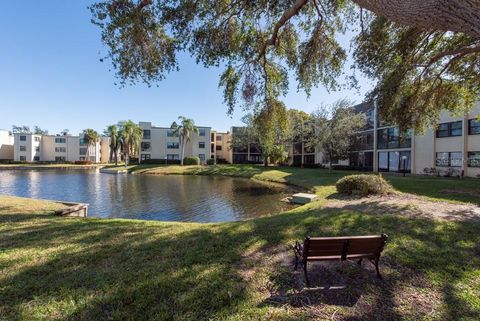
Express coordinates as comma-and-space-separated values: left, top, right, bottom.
1, 194, 479, 320
136, 164, 480, 204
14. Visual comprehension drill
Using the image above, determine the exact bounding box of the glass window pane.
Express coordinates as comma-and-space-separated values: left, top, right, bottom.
389, 151, 400, 172
450, 152, 463, 167
378, 152, 388, 170
436, 152, 449, 166
468, 152, 480, 167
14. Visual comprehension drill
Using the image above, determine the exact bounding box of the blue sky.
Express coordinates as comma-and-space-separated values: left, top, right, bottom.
0, 0, 373, 134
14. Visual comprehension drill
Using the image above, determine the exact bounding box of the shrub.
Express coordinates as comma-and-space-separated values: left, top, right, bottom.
74, 160, 93, 165
206, 158, 216, 165
336, 174, 393, 196
183, 156, 200, 165
142, 159, 181, 165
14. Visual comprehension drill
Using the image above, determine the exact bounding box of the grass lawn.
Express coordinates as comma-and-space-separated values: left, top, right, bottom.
137, 164, 480, 204
1, 166, 480, 320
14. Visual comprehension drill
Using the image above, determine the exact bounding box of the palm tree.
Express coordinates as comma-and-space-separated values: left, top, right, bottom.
118, 120, 143, 167
82, 129, 100, 162
172, 116, 199, 165
104, 124, 119, 165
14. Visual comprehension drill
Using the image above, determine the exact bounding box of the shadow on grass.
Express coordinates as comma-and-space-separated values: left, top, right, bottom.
1, 202, 480, 320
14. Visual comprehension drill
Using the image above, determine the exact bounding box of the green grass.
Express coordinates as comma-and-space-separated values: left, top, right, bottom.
1, 194, 479, 320
138, 164, 480, 204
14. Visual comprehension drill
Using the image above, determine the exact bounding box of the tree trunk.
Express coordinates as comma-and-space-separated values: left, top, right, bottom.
114, 147, 118, 166
180, 136, 185, 166
353, 0, 480, 38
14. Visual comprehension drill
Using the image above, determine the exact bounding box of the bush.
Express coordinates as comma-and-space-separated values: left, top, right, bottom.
142, 159, 181, 165
74, 160, 93, 165
336, 174, 393, 196
183, 156, 200, 165
206, 158, 216, 165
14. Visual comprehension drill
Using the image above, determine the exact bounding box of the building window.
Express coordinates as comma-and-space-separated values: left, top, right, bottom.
20, 156, 26, 161
80, 147, 87, 155
436, 121, 462, 138
143, 130, 151, 139
19, 145, 26, 151
436, 152, 462, 167
377, 128, 411, 149
140, 154, 151, 161
20, 135, 26, 141
167, 129, 177, 137
79, 157, 85, 161
167, 154, 179, 160
167, 142, 179, 149
216, 135, 222, 141
216, 145, 222, 151
198, 128, 206, 136
467, 152, 480, 167
55, 156, 66, 162
199, 142, 205, 149
199, 154, 205, 162
79, 138, 86, 146
141, 142, 151, 151
34, 136, 41, 142
35, 146, 40, 152
378, 151, 411, 172
468, 119, 480, 135
33, 156, 40, 161
304, 154, 315, 164
55, 137, 66, 143
55, 147, 66, 153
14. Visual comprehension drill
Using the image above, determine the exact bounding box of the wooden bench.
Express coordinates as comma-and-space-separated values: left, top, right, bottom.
294, 234, 388, 286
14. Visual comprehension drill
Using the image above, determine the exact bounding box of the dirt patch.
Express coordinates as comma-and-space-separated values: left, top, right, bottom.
240, 245, 444, 320
323, 193, 480, 222
441, 188, 480, 198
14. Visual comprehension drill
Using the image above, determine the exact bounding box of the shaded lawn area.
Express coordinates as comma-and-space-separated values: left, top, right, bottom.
1, 195, 479, 320
139, 164, 480, 204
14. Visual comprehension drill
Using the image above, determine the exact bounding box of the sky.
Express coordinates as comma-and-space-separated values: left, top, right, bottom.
0, 0, 373, 135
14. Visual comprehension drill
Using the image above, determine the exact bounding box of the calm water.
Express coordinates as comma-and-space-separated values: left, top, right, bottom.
0, 170, 296, 222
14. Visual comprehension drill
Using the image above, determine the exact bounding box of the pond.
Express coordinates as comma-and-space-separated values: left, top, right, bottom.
0, 170, 296, 222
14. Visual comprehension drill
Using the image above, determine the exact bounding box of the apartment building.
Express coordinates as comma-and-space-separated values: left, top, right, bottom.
139, 122, 211, 163
13, 133, 109, 163
350, 102, 480, 177
0, 129, 14, 160
230, 126, 264, 164
210, 130, 232, 163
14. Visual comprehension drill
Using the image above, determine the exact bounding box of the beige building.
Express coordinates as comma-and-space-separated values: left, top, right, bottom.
139, 122, 211, 163
13, 133, 109, 163
350, 102, 480, 177
210, 130, 232, 163
0, 130, 14, 160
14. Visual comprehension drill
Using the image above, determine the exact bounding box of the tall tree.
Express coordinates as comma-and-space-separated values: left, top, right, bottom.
33, 126, 48, 135
253, 99, 291, 166
104, 124, 119, 165
288, 109, 315, 167
90, 1, 480, 130
172, 116, 199, 166
61, 129, 70, 136
118, 120, 143, 167
12, 125, 31, 134
82, 129, 100, 162
311, 100, 366, 170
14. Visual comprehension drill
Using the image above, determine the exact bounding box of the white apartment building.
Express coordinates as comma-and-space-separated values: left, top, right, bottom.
139, 122, 211, 163
13, 133, 109, 163
0, 129, 14, 160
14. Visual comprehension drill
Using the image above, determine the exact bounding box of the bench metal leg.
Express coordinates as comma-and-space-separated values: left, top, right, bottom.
357, 258, 363, 265
374, 257, 382, 279
303, 262, 310, 287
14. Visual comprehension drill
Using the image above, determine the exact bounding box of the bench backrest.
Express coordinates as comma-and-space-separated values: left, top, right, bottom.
303, 234, 387, 260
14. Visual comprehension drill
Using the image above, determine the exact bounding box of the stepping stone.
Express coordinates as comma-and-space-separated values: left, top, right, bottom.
291, 193, 318, 204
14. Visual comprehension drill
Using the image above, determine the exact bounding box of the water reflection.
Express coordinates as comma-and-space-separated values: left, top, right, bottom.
0, 170, 295, 222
